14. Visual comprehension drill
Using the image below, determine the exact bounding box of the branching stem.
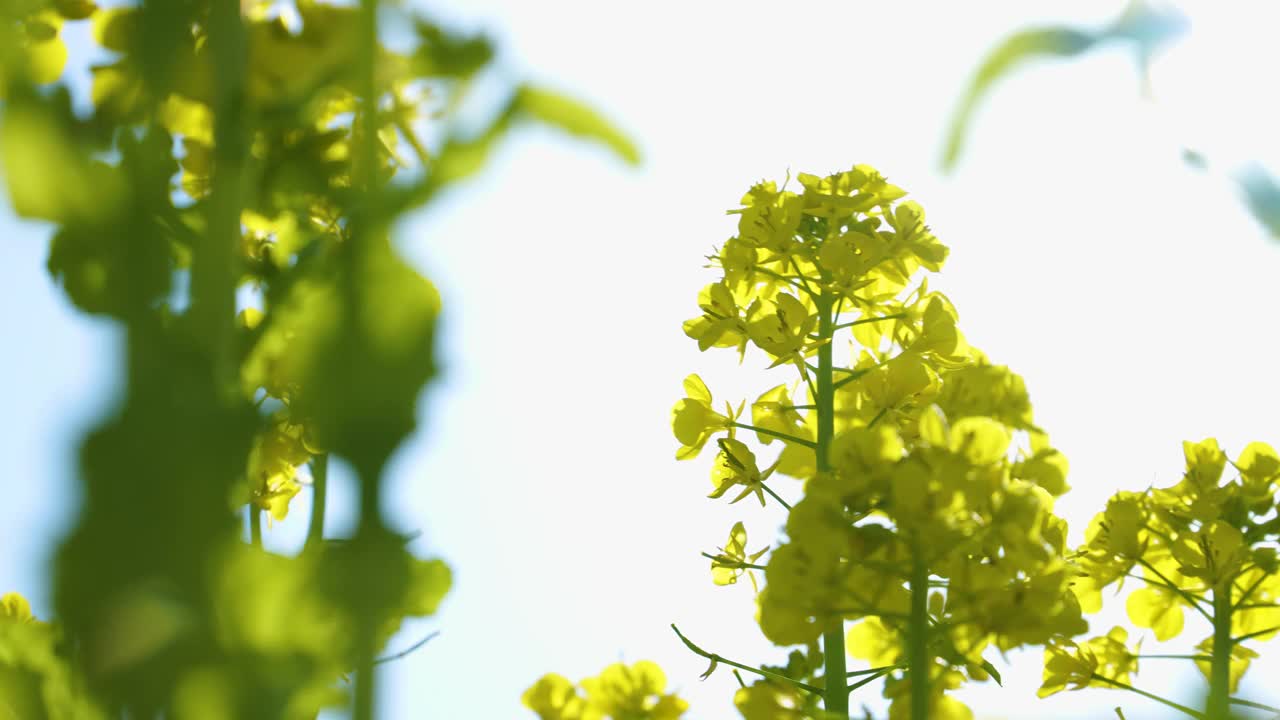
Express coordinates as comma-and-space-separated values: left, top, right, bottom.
670, 625, 823, 694
730, 422, 817, 448
1088, 674, 1205, 719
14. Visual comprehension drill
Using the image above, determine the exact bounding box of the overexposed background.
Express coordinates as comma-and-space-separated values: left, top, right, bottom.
4, 1, 1280, 718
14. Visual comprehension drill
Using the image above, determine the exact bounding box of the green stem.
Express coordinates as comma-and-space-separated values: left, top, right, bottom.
789, 257, 818, 298
907, 540, 930, 720
1230, 697, 1280, 714
833, 312, 907, 331
1234, 572, 1269, 608
1089, 674, 1205, 719
249, 506, 262, 548
199, 0, 248, 390
352, 1, 382, 719
373, 631, 439, 665
847, 668, 893, 693
1136, 654, 1212, 661
304, 454, 329, 551
847, 663, 904, 678
832, 367, 874, 391
1231, 624, 1280, 643
1206, 582, 1233, 720
752, 267, 814, 297
730, 422, 817, 448
1135, 558, 1213, 622
670, 625, 823, 694
760, 482, 793, 511
700, 553, 767, 571
813, 292, 848, 718
1123, 570, 1209, 608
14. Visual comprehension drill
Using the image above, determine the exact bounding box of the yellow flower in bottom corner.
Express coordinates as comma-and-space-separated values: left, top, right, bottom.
581, 662, 688, 720
523, 661, 688, 720
523, 673, 597, 720
1, 592, 36, 623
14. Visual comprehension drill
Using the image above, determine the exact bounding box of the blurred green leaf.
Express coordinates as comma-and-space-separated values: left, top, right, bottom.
515, 85, 641, 166
1237, 164, 1280, 239
412, 20, 492, 79
941, 1, 1186, 171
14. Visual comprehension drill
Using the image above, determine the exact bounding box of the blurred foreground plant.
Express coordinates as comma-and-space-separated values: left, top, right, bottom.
0, 0, 635, 717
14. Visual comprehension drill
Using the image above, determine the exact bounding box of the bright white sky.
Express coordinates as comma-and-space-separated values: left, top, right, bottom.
4, 1, 1280, 719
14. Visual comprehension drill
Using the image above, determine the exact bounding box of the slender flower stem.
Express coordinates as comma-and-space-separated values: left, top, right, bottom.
848, 664, 904, 678
1123, 570, 1209, 608
1136, 654, 1212, 661
730, 422, 817, 448
1230, 697, 1280, 714
1232, 602, 1280, 611
1135, 558, 1213, 622
373, 631, 440, 665
847, 668, 894, 693
790, 257, 818, 298
670, 625, 823, 694
1234, 572, 1269, 608
700, 553, 767, 571
753, 267, 814, 297
832, 367, 874, 391
760, 482, 793, 511
833, 312, 907, 331
1207, 582, 1233, 719
814, 292, 848, 718
305, 453, 329, 551
1232, 624, 1280, 643
1089, 674, 1205, 719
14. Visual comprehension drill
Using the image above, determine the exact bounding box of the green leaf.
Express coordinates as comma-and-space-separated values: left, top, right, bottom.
515, 85, 641, 166
1237, 164, 1280, 240
980, 658, 1002, 686
941, 1, 1186, 171
412, 20, 493, 78
941, 27, 1095, 171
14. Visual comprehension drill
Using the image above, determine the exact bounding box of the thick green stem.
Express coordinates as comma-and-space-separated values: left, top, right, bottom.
1206, 582, 1233, 719
907, 541, 930, 720
249, 506, 262, 548
200, 0, 248, 392
814, 293, 847, 717
352, 1, 382, 719
304, 454, 329, 551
